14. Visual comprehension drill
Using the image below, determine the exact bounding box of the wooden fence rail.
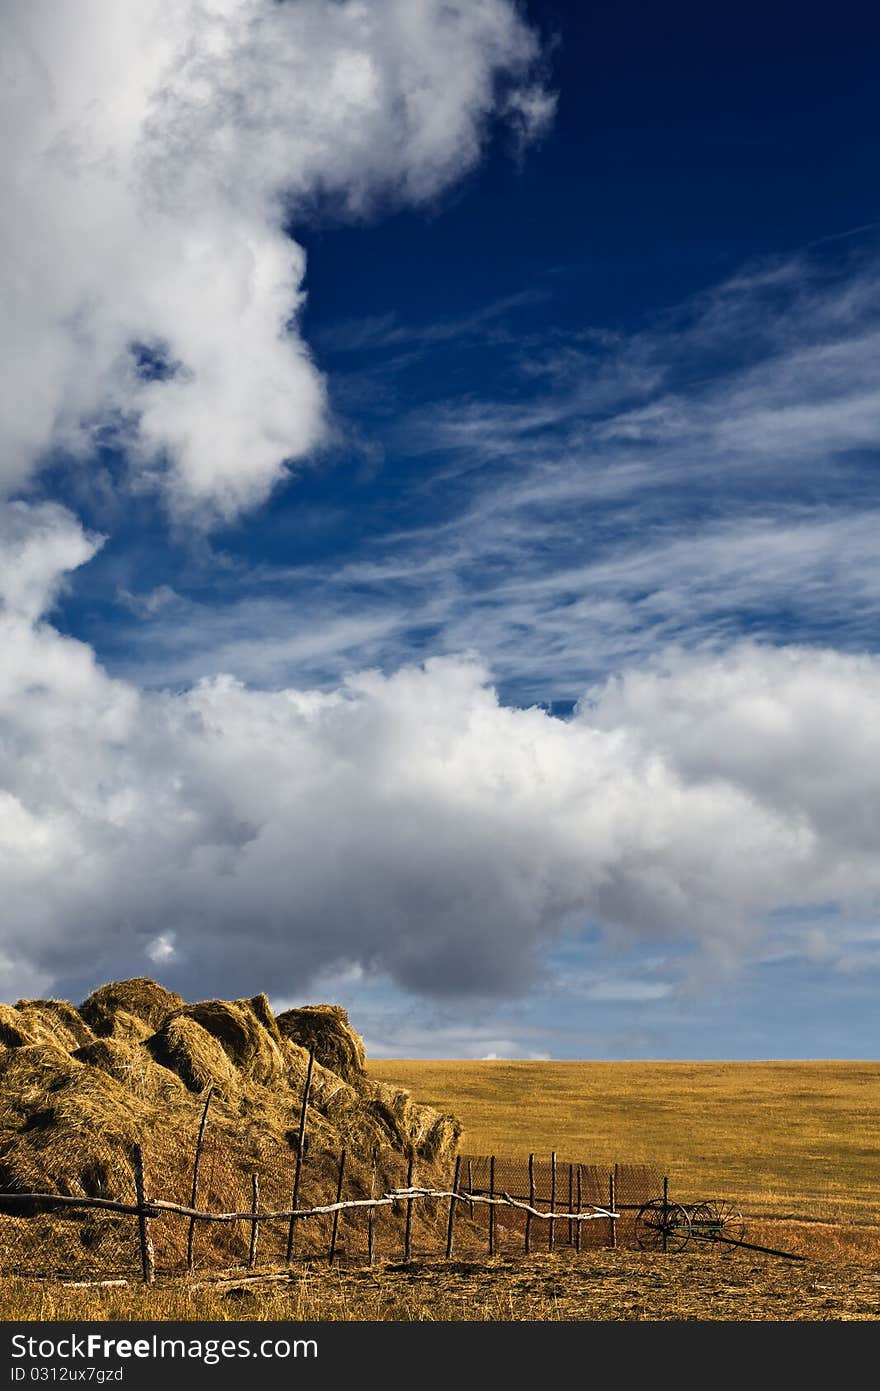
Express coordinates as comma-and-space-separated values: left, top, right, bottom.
0, 1186, 619, 1226
0, 1178, 621, 1282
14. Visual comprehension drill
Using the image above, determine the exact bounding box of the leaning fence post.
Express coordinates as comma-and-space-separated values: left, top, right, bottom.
445, 1154, 461, 1260
467, 1159, 474, 1218
286, 1048, 315, 1264
548, 1151, 557, 1252
186, 1085, 213, 1275
404, 1151, 415, 1263
248, 1173, 260, 1269
328, 1148, 347, 1266
525, 1152, 535, 1253
488, 1155, 496, 1257
609, 1169, 617, 1249
131, 1144, 155, 1285
575, 1165, 582, 1254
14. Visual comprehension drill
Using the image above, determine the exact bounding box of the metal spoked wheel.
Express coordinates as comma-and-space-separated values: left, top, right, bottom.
635, 1198, 692, 1253
689, 1199, 746, 1251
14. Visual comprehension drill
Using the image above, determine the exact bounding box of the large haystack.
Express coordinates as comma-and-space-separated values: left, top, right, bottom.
0, 980, 463, 1274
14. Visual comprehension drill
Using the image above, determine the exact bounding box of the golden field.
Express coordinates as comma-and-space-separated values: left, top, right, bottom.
3, 1059, 879, 1321
369, 1060, 880, 1228
367, 1059, 880, 1276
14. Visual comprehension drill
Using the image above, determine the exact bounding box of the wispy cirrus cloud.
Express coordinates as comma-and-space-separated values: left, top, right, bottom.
97, 244, 880, 703
314, 287, 552, 356
106, 505, 880, 699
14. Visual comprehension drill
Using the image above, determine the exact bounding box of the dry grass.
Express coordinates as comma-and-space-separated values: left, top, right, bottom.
3, 1248, 879, 1321
366, 1059, 880, 1274
369, 1060, 880, 1228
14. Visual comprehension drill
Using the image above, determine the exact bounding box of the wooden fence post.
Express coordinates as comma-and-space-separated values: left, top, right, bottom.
575, 1165, 582, 1254
328, 1148, 347, 1266
286, 1048, 315, 1264
131, 1144, 155, 1285
186, 1085, 213, 1275
568, 1163, 574, 1245
445, 1155, 461, 1260
609, 1169, 617, 1249
467, 1159, 474, 1218
404, 1151, 415, 1263
548, 1151, 557, 1252
367, 1149, 377, 1266
248, 1174, 260, 1269
525, 1152, 535, 1253
662, 1174, 669, 1254
488, 1155, 496, 1257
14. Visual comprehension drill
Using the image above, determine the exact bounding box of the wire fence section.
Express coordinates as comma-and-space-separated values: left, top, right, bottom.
457, 1155, 662, 1256
0, 1145, 141, 1279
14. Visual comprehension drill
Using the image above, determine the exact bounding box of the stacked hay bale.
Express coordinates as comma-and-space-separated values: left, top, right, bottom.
0, 980, 462, 1275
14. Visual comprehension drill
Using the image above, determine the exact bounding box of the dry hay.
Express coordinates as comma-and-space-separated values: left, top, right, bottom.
101, 1010, 153, 1043
364, 1083, 461, 1167
0, 1044, 148, 1201
0, 1005, 35, 1050
145, 1016, 241, 1097
0, 979, 466, 1274
15, 1000, 95, 1051
72, 1039, 188, 1107
79, 979, 184, 1038
276, 1004, 366, 1085
173, 997, 287, 1087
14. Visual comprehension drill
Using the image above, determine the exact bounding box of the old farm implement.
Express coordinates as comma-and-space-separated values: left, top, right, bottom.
634, 1194, 804, 1261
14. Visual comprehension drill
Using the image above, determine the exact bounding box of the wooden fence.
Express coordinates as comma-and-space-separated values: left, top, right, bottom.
0, 1146, 625, 1282
0, 1050, 668, 1280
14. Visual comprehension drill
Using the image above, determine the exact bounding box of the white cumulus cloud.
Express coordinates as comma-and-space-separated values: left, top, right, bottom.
1, 0, 551, 522
2, 502, 880, 1002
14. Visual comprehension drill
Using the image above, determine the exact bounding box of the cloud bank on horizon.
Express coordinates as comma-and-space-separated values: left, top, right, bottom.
3, 499, 880, 1003
1, 0, 551, 522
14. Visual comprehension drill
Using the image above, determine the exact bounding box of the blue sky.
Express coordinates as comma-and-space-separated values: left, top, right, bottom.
3, 1, 880, 1058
